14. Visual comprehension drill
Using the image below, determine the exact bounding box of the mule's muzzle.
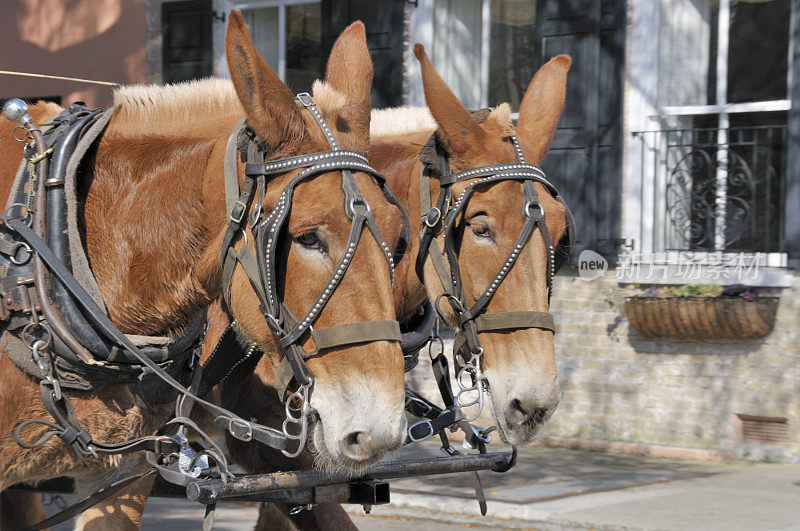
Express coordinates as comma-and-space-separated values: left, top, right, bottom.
496, 384, 560, 444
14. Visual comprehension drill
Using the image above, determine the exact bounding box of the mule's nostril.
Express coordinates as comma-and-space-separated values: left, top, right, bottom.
339, 431, 375, 461
526, 407, 549, 426
506, 399, 526, 424
505, 399, 551, 428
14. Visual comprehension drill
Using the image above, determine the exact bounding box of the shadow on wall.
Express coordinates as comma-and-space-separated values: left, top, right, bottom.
627, 330, 771, 357
1, 0, 146, 108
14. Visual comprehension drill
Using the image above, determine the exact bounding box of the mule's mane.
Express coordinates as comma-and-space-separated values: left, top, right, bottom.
370, 102, 513, 141
111, 78, 240, 136
111, 78, 349, 137
370, 107, 436, 140
111, 76, 514, 142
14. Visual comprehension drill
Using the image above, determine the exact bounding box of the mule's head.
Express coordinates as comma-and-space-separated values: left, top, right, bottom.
414, 45, 571, 445
224, 12, 407, 471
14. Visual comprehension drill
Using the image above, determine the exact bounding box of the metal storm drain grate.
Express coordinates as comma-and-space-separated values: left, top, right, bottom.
737, 414, 790, 446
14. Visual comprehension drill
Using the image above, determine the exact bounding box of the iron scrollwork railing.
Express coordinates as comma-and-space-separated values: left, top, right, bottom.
633, 125, 787, 254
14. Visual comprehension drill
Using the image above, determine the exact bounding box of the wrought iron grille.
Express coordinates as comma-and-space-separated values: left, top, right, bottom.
632, 125, 787, 254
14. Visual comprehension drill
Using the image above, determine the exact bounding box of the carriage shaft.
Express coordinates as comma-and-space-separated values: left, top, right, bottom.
186, 451, 514, 504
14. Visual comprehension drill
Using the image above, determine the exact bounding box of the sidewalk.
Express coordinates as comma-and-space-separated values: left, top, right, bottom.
347, 443, 800, 531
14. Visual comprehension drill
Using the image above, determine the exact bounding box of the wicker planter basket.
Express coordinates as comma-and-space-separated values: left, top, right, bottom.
624, 296, 779, 339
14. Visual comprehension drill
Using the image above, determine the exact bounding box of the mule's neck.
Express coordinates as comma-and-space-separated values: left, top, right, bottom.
81, 113, 237, 336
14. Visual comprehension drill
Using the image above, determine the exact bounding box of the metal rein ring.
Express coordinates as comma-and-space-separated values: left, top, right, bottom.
435, 292, 465, 316
523, 201, 545, 219
4, 203, 32, 226
22, 323, 52, 350
347, 196, 370, 217
12, 126, 30, 143
10, 241, 32, 265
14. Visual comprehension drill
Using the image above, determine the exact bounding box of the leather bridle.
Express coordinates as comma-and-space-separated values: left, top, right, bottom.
220, 92, 409, 456
416, 133, 575, 421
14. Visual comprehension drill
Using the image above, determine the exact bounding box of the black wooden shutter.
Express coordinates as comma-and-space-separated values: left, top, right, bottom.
321, 0, 404, 107
786, 0, 800, 266
162, 0, 213, 84
535, 0, 625, 262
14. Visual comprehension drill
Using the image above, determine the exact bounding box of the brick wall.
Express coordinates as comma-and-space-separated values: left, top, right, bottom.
406, 269, 800, 461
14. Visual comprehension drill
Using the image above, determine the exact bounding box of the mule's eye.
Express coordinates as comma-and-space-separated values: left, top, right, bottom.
471, 224, 493, 239
295, 232, 321, 250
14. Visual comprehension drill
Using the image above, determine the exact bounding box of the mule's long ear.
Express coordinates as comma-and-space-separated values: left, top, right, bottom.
516, 55, 571, 163
226, 10, 305, 151
323, 21, 372, 152
414, 44, 484, 159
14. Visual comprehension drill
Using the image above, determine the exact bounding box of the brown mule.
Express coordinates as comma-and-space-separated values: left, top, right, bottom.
371, 46, 573, 446
0, 10, 406, 529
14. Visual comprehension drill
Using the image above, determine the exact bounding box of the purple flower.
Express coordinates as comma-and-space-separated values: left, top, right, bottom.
648, 289, 659, 297
720, 284, 757, 299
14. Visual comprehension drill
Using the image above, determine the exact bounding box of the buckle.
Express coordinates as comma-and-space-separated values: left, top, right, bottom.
424, 207, 441, 228
408, 419, 435, 442
228, 418, 253, 442
229, 200, 246, 224
296, 93, 316, 108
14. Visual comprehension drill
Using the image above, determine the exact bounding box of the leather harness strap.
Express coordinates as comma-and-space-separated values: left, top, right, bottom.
474, 311, 555, 333
6, 217, 290, 452
311, 320, 401, 350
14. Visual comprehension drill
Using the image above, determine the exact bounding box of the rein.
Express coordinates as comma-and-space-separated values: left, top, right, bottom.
219, 92, 409, 457
416, 133, 575, 421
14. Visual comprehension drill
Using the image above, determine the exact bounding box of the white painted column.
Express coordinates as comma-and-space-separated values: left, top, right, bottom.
277, 4, 287, 81
622, 0, 662, 257
715, 0, 730, 251
479, 0, 490, 108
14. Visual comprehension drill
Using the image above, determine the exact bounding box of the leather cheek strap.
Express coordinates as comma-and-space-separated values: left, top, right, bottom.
311, 320, 402, 351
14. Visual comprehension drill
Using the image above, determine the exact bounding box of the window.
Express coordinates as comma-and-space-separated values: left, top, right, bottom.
658, 0, 790, 112
488, 0, 537, 111
413, 0, 537, 111
236, 0, 323, 94
628, 0, 791, 274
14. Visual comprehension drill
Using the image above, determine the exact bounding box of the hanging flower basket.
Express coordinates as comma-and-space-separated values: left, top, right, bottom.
624, 296, 779, 339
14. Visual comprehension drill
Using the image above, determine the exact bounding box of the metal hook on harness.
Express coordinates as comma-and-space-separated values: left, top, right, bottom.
10, 241, 32, 265
281, 379, 313, 458
455, 346, 486, 422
